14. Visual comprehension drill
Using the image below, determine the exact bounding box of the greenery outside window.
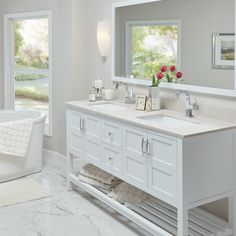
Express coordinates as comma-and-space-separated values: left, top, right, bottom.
125, 20, 180, 80
13, 18, 50, 134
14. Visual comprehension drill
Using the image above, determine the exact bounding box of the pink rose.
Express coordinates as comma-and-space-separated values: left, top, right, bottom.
176, 71, 183, 79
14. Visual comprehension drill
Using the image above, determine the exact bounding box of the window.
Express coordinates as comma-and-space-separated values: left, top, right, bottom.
125, 20, 180, 80
4, 11, 52, 136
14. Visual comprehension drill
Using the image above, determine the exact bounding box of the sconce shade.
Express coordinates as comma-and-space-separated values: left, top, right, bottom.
97, 21, 110, 58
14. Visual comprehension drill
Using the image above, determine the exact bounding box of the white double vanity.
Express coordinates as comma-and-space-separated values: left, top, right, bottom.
66, 0, 236, 234
66, 100, 236, 236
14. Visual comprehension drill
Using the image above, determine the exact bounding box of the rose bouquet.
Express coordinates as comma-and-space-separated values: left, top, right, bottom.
154, 65, 183, 85
151, 73, 162, 87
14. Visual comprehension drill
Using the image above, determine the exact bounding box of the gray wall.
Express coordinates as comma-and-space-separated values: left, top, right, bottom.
115, 0, 235, 89
0, 0, 87, 155
84, 0, 113, 90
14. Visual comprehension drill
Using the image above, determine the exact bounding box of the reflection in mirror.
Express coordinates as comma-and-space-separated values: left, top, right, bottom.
125, 20, 180, 80
114, 0, 235, 90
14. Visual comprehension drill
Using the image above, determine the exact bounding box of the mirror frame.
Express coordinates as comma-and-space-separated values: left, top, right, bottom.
112, 0, 236, 97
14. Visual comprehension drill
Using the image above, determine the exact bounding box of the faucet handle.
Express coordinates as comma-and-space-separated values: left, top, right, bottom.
193, 98, 200, 111
176, 89, 188, 98
186, 109, 194, 118
185, 100, 193, 110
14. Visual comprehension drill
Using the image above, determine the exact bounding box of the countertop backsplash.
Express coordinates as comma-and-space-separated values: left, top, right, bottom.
115, 85, 236, 124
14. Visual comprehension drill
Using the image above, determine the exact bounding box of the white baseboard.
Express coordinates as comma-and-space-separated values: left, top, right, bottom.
43, 149, 66, 160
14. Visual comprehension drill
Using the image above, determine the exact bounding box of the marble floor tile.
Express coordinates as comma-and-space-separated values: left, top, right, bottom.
0, 156, 149, 236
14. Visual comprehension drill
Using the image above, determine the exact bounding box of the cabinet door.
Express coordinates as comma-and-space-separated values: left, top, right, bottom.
147, 134, 177, 202
84, 115, 102, 166
123, 127, 147, 188
67, 110, 85, 158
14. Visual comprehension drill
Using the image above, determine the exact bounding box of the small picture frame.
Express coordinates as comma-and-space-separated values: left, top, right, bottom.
135, 95, 147, 111
212, 33, 235, 70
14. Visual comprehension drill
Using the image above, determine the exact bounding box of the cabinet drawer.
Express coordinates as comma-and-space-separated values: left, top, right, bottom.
103, 145, 122, 174
103, 121, 122, 149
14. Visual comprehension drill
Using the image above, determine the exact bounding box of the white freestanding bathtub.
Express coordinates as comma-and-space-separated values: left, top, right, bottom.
0, 110, 46, 182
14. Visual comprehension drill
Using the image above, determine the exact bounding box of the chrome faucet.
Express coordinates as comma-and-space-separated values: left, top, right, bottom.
115, 82, 121, 90
125, 84, 134, 104
185, 91, 199, 117
176, 90, 199, 117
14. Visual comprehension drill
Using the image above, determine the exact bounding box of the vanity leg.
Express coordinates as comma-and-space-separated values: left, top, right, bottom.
177, 205, 188, 236
67, 153, 73, 191
177, 142, 188, 236
229, 194, 236, 235
230, 133, 236, 235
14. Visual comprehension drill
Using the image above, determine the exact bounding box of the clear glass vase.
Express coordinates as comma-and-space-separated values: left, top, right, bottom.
149, 86, 160, 111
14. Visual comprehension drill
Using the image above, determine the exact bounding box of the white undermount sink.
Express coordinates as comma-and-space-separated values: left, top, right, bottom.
89, 102, 129, 111
137, 114, 200, 128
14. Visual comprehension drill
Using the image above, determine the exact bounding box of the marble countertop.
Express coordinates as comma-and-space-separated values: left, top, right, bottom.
66, 100, 236, 139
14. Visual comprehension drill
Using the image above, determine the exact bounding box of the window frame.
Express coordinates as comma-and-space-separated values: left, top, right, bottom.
125, 19, 181, 81
4, 11, 53, 137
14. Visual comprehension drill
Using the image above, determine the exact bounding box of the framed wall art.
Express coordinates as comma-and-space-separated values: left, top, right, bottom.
212, 33, 235, 69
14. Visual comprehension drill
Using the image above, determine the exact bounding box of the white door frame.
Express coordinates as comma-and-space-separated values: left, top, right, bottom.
4, 11, 53, 136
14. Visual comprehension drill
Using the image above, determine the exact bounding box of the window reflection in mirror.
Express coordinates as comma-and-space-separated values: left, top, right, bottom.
126, 21, 180, 80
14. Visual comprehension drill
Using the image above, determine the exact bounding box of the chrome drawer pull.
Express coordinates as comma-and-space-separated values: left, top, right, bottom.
83, 119, 86, 133
142, 138, 146, 154
80, 118, 82, 132
147, 140, 151, 156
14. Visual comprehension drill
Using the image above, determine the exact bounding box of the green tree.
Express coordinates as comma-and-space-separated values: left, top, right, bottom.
131, 24, 177, 79
14, 21, 24, 56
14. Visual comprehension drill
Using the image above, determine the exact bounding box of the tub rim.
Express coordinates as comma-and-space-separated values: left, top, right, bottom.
0, 109, 46, 124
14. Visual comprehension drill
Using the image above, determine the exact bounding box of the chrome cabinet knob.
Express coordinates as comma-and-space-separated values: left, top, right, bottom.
108, 132, 113, 141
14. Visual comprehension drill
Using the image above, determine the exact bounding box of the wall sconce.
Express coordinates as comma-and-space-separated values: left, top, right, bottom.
97, 21, 110, 61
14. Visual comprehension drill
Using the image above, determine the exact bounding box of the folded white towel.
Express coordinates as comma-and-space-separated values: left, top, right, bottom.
80, 164, 121, 186
79, 175, 114, 191
108, 182, 147, 204
0, 119, 34, 158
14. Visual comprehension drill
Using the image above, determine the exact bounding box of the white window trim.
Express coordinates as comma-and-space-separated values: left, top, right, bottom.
125, 19, 181, 79
4, 10, 53, 137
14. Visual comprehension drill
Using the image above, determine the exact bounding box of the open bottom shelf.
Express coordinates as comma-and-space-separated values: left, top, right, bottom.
127, 197, 232, 236
69, 174, 232, 236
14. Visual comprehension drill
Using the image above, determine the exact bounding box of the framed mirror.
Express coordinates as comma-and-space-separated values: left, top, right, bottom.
112, 0, 236, 96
